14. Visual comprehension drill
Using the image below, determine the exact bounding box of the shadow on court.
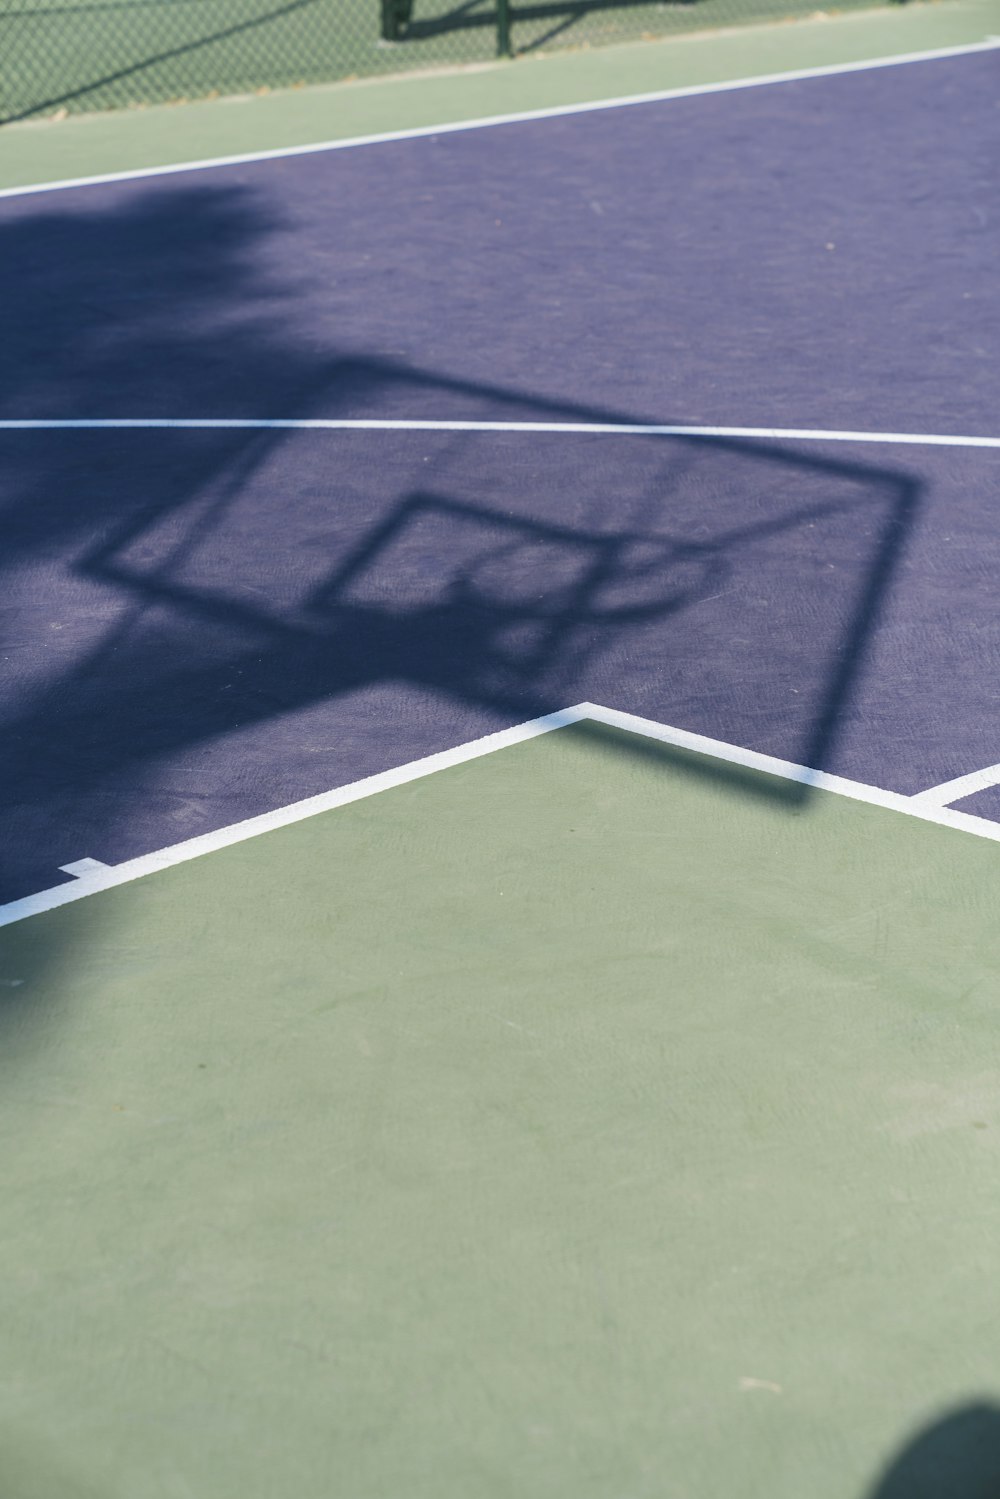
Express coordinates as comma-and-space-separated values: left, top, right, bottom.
0, 177, 920, 914
868, 1403, 1000, 1498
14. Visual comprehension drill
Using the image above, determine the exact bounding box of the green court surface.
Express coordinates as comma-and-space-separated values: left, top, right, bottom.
4, 721, 1000, 1497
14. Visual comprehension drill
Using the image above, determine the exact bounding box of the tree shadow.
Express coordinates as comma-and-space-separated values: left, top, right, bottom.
0, 175, 920, 920
869, 1403, 1000, 1498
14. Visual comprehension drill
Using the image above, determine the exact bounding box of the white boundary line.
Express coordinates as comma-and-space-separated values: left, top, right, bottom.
911, 762, 1000, 810
2, 38, 998, 202
3, 701, 1000, 930
2, 418, 999, 448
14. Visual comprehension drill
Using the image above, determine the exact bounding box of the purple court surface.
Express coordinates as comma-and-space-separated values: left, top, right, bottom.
1, 46, 998, 906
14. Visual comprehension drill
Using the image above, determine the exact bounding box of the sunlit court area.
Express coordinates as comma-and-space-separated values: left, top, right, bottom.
3, 0, 1000, 1492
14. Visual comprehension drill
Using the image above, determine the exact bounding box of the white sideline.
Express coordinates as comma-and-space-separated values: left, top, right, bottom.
1, 38, 998, 202
3, 701, 1000, 930
2, 419, 999, 449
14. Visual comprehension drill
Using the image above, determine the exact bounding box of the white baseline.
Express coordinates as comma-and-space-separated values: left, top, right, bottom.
2, 419, 999, 449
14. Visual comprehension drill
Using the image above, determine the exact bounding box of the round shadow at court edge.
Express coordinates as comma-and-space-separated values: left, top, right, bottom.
868, 1404, 1000, 1499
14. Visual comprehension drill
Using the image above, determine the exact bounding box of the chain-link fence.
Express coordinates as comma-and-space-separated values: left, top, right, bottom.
2, 0, 898, 125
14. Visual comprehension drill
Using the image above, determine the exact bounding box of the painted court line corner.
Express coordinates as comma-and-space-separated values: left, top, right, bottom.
912, 762, 1000, 810
3, 703, 1000, 930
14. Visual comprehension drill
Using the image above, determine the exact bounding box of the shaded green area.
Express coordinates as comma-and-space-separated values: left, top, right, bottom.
3, 722, 1000, 1495
1, 0, 913, 121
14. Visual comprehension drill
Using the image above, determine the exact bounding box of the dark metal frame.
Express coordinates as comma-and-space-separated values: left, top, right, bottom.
379, 0, 513, 55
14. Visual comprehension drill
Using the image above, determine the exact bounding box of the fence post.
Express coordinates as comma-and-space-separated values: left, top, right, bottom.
380, 0, 412, 40
497, 0, 512, 55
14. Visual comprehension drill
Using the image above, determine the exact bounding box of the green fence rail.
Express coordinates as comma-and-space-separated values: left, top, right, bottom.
1, 0, 895, 124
